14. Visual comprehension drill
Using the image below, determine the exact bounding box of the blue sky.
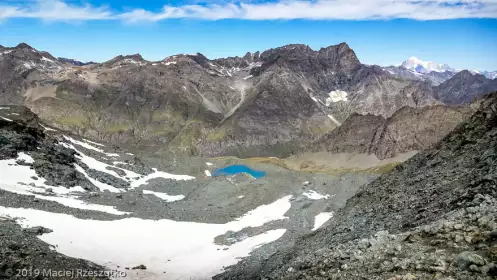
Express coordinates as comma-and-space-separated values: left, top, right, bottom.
1, 0, 496, 70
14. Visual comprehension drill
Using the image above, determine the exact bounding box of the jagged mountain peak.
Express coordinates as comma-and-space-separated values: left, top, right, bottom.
260, 44, 313, 58
318, 42, 355, 54
337, 42, 352, 50
15, 42, 35, 50
257, 42, 361, 72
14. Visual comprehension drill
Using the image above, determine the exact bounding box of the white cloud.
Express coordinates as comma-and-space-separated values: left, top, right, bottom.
1, 0, 497, 22
0, 0, 112, 21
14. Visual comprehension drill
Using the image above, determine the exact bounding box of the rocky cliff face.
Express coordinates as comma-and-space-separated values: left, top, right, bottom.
1, 42, 496, 159
215, 92, 497, 279
309, 103, 477, 159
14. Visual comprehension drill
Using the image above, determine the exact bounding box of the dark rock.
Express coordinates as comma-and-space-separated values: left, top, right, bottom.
488, 230, 497, 240
23, 226, 53, 235
132, 264, 147, 270
85, 168, 129, 190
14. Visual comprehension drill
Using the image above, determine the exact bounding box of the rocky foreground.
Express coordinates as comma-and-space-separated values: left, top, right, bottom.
0, 218, 109, 280
216, 92, 497, 279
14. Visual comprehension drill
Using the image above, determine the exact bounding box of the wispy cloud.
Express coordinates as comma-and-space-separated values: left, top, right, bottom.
0, 0, 112, 21
1, 0, 497, 22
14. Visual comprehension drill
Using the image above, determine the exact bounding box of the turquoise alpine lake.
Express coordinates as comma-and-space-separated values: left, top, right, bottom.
212, 165, 266, 179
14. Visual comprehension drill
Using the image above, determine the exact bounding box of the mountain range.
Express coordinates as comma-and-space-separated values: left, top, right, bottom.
1, 42, 497, 160
383, 56, 497, 86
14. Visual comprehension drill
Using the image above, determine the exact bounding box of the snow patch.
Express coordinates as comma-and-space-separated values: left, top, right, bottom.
83, 138, 104, 147
327, 114, 342, 126
130, 168, 195, 188
41, 57, 56, 63
312, 212, 334, 231
62, 136, 120, 158
17, 152, 34, 164
0, 116, 13, 122
142, 190, 185, 202
206, 162, 214, 166
63, 136, 105, 153
303, 190, 331, 200
106, 153, 120, 157
326, 90, 348, 105
38, 124, 55, 134
205, 170, 212, 177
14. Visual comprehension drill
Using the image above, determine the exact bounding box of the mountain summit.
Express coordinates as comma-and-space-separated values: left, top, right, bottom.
401, 56, 455, 73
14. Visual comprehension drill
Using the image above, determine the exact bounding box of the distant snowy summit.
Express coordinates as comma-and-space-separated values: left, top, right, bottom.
383, 57, 496, 86
400, 56, 496, 79
401, 57, 456, 74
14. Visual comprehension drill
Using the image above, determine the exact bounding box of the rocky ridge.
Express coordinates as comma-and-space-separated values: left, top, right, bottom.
309, 102, 478, 159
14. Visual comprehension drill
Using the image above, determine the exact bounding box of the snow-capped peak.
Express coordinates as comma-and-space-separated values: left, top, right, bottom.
401, 57, 455, 74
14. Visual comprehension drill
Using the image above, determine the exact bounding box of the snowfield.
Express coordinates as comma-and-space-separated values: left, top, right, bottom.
0, 154, 128, 215
60, 141, 195, 190
0, 137, 195, 214
0, 195, 292, 280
